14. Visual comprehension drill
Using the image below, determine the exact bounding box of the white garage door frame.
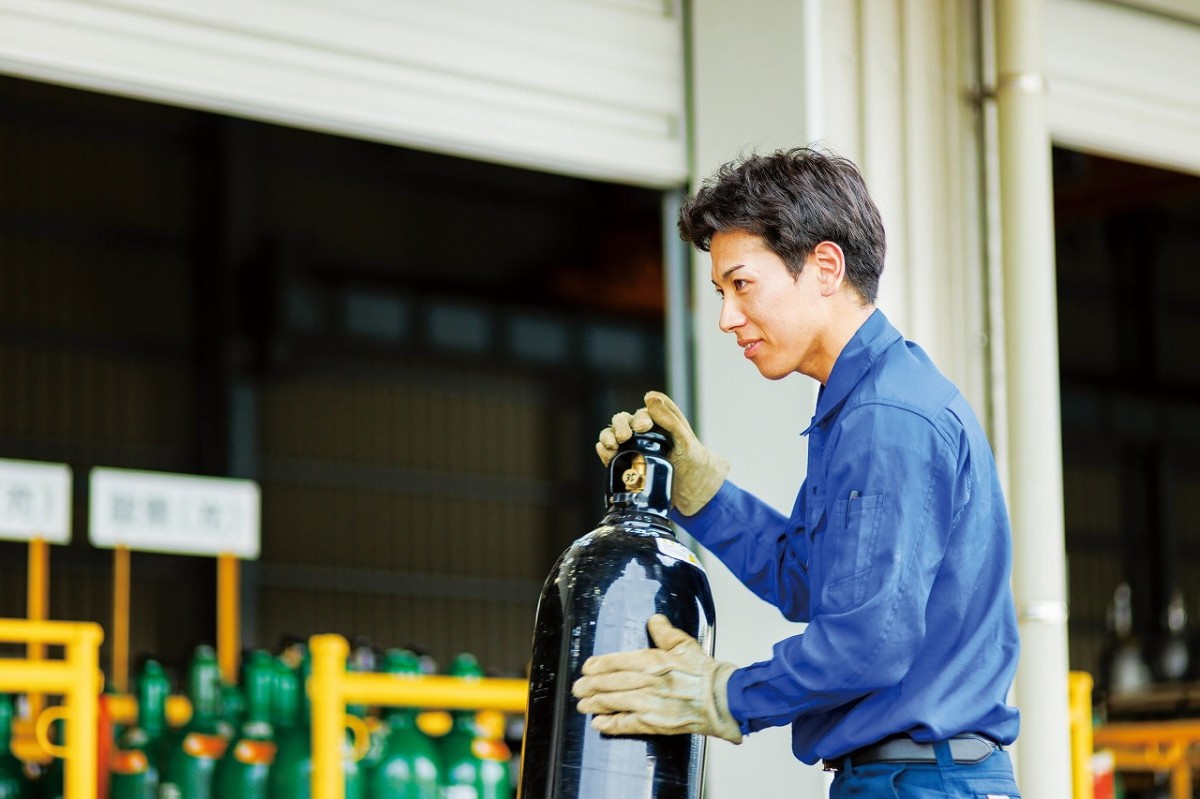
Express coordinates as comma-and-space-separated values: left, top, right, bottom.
1046, 0, 1200, 177
0, 0, 688, 188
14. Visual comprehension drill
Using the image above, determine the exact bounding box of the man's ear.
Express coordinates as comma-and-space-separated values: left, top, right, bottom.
812, 241, 846, 297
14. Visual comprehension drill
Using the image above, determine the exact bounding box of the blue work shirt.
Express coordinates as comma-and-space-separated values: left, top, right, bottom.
672, 310, 1020, 765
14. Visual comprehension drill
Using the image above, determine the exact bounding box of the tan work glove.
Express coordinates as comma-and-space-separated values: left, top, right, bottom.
596, 391, 729, 516
572, 614, 743, 744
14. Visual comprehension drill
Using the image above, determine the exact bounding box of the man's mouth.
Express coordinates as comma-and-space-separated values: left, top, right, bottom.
738, 339, 761, 359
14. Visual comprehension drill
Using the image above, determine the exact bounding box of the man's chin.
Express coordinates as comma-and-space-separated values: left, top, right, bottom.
752, 362, 790, 381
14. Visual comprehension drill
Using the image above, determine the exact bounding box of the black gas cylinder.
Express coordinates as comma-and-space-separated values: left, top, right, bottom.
518, 428, 716, 799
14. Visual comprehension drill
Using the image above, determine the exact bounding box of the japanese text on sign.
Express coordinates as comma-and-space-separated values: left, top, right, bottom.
0, 458, 73, 543
89, 468, 260, 559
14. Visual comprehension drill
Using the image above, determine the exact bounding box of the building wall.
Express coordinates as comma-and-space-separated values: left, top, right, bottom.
688, 1, 986, 794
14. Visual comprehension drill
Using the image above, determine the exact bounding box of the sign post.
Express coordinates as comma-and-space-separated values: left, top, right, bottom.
0, 458, 73, 721
89, 468, 260, 686
111, 545, 131, 693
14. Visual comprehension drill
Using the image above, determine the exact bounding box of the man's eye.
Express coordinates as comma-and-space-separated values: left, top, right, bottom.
733, 279, 748, 290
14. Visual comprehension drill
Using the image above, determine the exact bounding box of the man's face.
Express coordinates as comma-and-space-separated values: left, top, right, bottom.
710, 229, 828, 381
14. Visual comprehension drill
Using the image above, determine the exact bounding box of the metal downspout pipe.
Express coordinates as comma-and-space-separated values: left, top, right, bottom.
993, 1, 1073, 796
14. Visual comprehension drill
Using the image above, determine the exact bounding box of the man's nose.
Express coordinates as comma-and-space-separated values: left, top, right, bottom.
719, 297, 745, 333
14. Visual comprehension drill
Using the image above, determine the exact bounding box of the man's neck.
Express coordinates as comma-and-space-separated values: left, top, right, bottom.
812, 303, 876, 385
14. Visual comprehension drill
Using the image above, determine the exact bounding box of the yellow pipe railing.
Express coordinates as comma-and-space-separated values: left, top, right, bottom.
0, 617, 103, 799
1094, 719, 1200, 799
105, 693, 193, 729
308, 634, 528, 799
1068, 671, 1094, 799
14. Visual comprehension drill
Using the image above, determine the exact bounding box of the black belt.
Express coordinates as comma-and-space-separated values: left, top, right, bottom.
822, 734, 1000, 772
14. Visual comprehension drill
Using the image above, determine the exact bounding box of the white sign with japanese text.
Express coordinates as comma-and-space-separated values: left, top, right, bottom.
0, 458, 73, 543
89, 468, 260, 559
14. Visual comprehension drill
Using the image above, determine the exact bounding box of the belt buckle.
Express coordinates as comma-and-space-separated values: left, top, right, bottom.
821, 759, 841, 773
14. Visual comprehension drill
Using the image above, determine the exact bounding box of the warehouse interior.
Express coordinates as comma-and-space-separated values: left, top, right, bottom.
0, 72, 667, 681
1053, 146, 1200, 694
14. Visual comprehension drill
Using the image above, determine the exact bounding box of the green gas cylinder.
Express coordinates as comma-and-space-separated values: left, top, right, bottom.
348, 669, 387, 785
440, 655, 510, 799
30, 711, 61, 799
160, 646, 228, 799
221, 681, 246, 739
267, 656, 311, 799
109, 659, 171, 799
267, 653, 364, 799
357, 715, 386, 787
367, 651, 442, 799
213, 651, 277, 799
269, 658, 300, 740
140, 660, 171, 774
0, 694, 33, 799
31, 756, 60, 799
346, 639, 384, 781
108, 726, 155, 799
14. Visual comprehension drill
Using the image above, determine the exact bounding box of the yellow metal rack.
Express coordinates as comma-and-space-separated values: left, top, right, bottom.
308, 633, 528, 799
1068, 671, 1095, 799
0, 617, 103, 799
1094, 719, 1200, 799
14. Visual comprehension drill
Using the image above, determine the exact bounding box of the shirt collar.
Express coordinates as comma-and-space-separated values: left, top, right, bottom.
801, 308, 901, 435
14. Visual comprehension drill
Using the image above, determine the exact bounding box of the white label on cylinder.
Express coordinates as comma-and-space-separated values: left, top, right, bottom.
656, 536, 702, 568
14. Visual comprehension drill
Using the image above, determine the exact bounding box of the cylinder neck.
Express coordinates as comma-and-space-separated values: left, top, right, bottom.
242, 651, 275, 725
187, 646, 222, 721
606, 430, 673, 518
271, 661, 300, 730
137, 660, 169, 735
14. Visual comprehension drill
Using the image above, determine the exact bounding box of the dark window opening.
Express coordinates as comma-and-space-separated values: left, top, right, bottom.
1054, 147, 1200, 705
0, 73, 668, 677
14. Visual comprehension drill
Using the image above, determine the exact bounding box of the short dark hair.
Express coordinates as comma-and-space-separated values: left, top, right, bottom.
678, 147, 886, 304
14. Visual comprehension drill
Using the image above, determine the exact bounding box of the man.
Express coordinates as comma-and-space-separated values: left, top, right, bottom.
571, 148, 1022, 796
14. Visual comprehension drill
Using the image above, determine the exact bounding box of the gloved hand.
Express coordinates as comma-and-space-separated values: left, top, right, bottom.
595, 391, 729, 516
571, 614, 743, 744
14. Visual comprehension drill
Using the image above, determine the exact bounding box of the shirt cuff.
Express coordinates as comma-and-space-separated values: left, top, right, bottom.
668, 479, 736, 528
725, 666, 754, 735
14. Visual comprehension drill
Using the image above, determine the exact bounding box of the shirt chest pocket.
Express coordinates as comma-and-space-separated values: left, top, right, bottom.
817, 493, 884, 611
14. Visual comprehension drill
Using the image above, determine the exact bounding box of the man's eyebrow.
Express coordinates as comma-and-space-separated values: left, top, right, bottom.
712, 265, 745, 285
